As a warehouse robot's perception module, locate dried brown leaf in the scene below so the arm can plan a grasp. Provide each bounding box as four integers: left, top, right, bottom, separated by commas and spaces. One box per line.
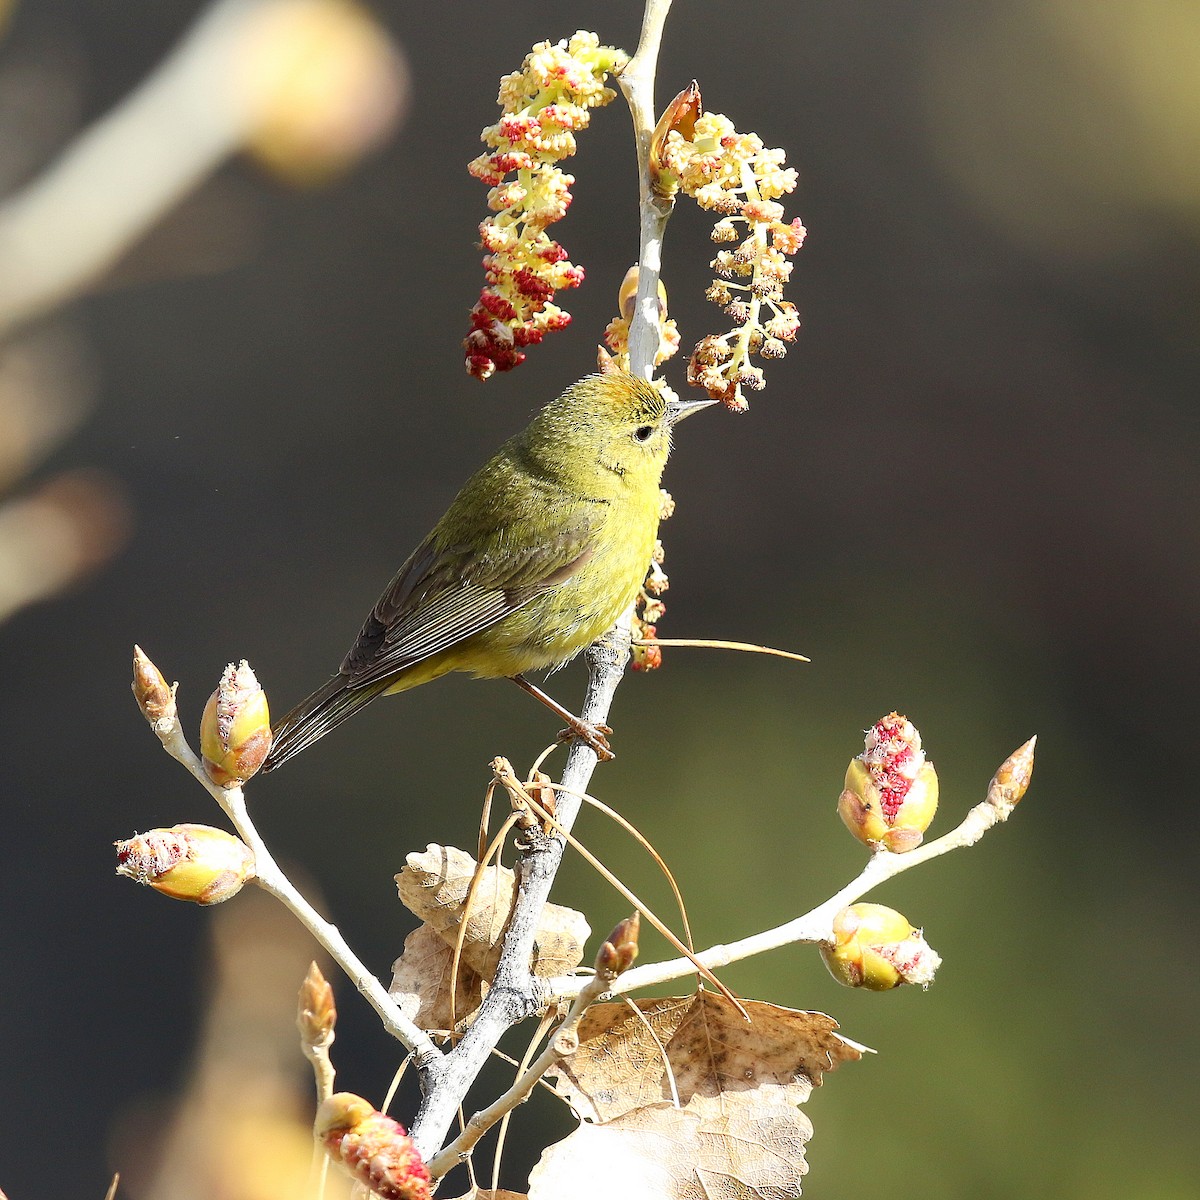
397, 844, 589, 979
529, 1091, 814, 1200
388, 922, 485, 1034
549, 992, 860, 1124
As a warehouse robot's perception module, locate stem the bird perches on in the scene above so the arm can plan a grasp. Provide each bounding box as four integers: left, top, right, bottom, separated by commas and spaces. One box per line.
618, 0, 676, 381
406, 0, 677, 1159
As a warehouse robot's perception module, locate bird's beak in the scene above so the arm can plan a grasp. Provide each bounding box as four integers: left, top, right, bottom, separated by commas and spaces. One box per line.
666, 396, 719, 425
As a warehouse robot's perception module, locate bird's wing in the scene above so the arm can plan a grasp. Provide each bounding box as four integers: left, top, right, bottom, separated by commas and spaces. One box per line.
339, 514, 597, 689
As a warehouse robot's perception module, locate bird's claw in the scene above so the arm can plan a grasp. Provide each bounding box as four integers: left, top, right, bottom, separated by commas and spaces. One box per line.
557, 720, 615, 761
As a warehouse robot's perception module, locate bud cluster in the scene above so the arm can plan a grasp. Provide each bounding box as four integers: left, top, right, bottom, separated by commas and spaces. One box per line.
316, 1093, 431, 1200
820, 903, 942, 991
115, 824, 255, 905
660, 112, 804, 410
464, 32, 628, 380
631, 526, 670, 671
200, 661, 272, 788
297, 961, 337, 1050
838, 712, 939, 852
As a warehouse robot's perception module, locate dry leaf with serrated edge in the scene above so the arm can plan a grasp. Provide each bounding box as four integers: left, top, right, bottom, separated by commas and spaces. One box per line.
549, 992, 861, 1124
388, 922, 485, 1034
529, 1091, 813, 1200
396, 844, 589, 979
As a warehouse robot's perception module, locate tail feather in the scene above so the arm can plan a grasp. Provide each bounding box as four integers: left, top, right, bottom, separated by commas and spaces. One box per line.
262, 674, 391, 772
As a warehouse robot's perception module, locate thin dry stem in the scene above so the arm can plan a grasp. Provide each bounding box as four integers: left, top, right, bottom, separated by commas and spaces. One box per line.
495, 759, 744, 1016
633, 637, 810, 663
490, 1014, 555, 1192
542, 778, 695, 951
449, 810, 521, 1032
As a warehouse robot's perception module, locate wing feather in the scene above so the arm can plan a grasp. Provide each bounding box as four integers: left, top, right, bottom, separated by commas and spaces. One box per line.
340, 515, 597, 688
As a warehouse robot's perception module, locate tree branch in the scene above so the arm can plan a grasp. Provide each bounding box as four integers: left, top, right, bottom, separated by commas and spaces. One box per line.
142, 705, 444, 1079
406, 2, 677, 1159
542, 738, 1037, 997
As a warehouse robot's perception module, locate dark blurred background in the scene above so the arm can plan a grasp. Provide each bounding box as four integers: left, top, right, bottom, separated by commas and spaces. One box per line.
1, 1, 1197, 1197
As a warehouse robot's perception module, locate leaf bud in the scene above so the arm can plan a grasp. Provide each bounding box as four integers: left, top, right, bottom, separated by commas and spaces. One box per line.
820, 903, 941, 991
132, 645, 176, 727
200, 661, 272, 788
986, 735, 1036, 816
649, 81, 701, 200
838, 712, 938, 852
316, 1092, 431, 1200
115, 824, 255, 905
595, 912, 640, 978
297, 961, 337, 1049
617, 265, 669, 324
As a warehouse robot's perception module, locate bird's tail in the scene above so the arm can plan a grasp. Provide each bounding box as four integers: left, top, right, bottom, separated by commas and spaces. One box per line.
261, 674, 391, 772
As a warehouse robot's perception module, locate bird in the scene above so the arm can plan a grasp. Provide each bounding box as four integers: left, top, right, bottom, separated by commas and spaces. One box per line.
261, 371, 714, 771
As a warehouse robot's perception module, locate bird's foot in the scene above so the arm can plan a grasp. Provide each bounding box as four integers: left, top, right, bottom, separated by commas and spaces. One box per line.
557, 719, 615, 761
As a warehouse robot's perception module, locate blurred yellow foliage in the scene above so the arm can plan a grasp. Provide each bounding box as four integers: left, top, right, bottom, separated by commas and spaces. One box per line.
922, 0, 1200, 259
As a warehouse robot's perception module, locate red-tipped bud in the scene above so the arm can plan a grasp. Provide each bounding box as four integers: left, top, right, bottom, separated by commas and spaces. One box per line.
297, 961, 337, 1049
649, 81, 701, 200
820, 903, 941, 991
316, 1093, 431, 1200
986, 736, 1036, 815
838, 712, 939, 852
595, 912, 640, 978
115, 824, 255, 905
132, 645, 176, 726
200, 661, 272, 788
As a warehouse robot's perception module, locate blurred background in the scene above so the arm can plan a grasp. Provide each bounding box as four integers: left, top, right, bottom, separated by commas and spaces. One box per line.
0, 0, 1197, 1196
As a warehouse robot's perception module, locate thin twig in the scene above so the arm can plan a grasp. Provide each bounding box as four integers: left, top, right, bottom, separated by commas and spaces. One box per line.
490, 1014, 555, 1192
143, 710, 443, 1071
407, 619, 634, 1158
617, 0, 676, 379
425, 969, 612, 1179
634, 637, 809, 663
544, 747, 1036, 998
546, 779, 695, 951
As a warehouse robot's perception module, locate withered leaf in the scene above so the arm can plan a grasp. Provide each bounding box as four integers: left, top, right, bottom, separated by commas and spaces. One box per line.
396, 844, 589, 981
549, 992, 861, 1124
528, 1091, 814, 1200
388, 922, 485, 1035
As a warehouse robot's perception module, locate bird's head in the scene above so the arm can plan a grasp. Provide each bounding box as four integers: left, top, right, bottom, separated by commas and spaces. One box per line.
526, 372, 715, 497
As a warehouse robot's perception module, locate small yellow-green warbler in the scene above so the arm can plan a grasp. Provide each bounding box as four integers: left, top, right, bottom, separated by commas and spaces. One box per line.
263, 372, 712, 770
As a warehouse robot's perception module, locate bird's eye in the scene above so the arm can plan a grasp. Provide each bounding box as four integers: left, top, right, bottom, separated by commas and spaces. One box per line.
633, 425, 655, 443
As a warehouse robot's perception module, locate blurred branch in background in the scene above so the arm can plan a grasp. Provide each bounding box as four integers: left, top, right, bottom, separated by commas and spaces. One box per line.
0, 322, 128, 623
0, 0, 407, 628
0, 0, 407, 339
110, 889, 354, 1200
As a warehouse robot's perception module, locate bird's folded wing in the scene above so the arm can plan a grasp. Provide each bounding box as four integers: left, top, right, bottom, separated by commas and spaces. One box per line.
340, 517, 597, 688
